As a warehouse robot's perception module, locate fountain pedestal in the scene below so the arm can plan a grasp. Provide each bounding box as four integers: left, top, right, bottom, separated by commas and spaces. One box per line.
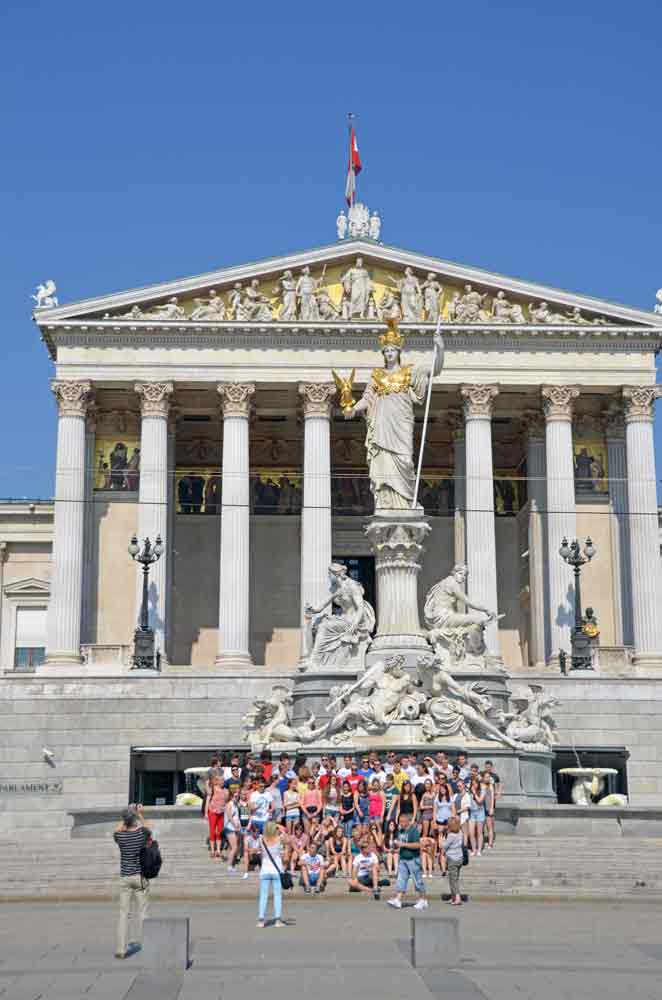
364, 510, 431, 668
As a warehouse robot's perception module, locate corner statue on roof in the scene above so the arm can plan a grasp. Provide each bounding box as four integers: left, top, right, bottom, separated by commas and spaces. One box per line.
343, 318, 445, 509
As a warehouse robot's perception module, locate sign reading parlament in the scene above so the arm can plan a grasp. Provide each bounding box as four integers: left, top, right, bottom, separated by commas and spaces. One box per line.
0, 780, 63, 795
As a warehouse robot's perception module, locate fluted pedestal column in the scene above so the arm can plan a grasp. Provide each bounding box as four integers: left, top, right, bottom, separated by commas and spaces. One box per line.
522, 411, 547, 666
365, 512, 431, 667
542, 385, 579, 660
44, 381, 94, 669
604, 405, 632, 648
216, 383, 255, 668
135, 383, 173, 660
623, 387, 662, 670
461, 385, 500, 655
299, 383, 335, 658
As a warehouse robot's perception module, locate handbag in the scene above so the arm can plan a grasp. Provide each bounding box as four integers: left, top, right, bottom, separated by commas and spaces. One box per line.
261, 837, 293, 890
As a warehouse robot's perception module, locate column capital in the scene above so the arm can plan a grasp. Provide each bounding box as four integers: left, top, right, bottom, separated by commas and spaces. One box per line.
135, 381, 174, 418
602, 402, 625, 440
622, 386, 661, 424
520, 409, 545, 442
460, 384, 499, 419
298, 382, 336, 418
218, 382, 255, 418
447, 408, 465, 440
51, 380, 94, 418
0, 540, 8, 563
541, 385, 580, 422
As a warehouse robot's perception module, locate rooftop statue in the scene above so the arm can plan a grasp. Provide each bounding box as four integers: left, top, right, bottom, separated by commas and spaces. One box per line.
340, 256, 373, 319
272, 270, 297, 320
389, 267, 423, 322
144, 296, 186, 321
450, 284, 490, 323
32, 280, 58, 309
491, 290, 526, 324
343, 318, 444, 510
336, 211, 348, 240
422, 273, 443, 323
655, 289, 662, 315
190, 289, 226, 321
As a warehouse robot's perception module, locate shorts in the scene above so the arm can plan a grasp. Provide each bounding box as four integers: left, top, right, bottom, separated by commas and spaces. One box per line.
302, 872, 320, 887
285, 810, 300, 822
304, 806, 318, 817
396, 857, 424, 894
208, 810, 224, 840
470, 808, 486, 823
357, 873, 372, 888
251, 820, 265, 834
324, 808, 339, 819
342, 819, 355, 837
421, 810, 433, 822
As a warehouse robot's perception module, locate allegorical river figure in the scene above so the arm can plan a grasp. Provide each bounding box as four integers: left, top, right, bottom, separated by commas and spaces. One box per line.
345, 319, 444, 509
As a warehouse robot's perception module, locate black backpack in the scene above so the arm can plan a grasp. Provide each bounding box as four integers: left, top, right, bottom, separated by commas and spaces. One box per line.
140, 834, 162, 879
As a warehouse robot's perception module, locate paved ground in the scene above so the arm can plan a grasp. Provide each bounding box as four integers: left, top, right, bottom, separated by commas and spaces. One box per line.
1, 897, 661, 999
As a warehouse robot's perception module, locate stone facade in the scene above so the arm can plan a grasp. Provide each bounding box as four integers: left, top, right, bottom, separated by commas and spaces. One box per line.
3, 237, 662, 831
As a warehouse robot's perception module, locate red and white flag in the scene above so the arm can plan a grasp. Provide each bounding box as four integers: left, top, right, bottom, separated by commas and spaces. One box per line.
345, 126, 362, 205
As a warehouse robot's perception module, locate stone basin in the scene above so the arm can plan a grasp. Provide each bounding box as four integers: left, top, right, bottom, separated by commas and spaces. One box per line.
558, 767, 619, 806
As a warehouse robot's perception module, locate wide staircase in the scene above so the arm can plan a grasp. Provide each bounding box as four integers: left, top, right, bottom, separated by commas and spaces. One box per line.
2, 832, 661, 901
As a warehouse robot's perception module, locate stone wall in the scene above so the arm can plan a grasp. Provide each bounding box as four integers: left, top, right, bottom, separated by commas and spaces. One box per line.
2, 673, 662, 840
90, 499, 139, 645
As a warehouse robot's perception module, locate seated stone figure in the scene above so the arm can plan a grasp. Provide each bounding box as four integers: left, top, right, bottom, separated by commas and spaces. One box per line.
424, 564, 496, 669
301, 563, 375, 670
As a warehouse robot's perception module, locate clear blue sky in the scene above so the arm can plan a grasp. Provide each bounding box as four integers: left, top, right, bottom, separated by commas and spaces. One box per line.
2, 1, 661, 499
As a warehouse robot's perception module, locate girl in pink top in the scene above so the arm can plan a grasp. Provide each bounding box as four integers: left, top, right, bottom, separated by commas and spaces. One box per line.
299, 778, 322, 832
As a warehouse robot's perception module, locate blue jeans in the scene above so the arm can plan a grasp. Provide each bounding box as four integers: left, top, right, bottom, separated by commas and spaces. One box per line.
342, 818, 355, 837
258, 873, 282, 921
396, 857, 424, 894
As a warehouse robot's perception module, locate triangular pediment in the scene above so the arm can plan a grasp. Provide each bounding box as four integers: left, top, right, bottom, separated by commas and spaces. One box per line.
34, 239, 661, 329
3, 577, 50, 597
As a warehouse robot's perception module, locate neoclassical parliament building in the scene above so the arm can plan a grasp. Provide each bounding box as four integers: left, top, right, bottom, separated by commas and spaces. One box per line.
2, 209, 662, 831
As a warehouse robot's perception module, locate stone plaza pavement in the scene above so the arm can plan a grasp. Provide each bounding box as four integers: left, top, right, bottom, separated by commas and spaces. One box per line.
1, 898, 661, 1000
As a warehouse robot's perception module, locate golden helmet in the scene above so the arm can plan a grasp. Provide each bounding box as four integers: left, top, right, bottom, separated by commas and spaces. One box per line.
378, 317, 405, 350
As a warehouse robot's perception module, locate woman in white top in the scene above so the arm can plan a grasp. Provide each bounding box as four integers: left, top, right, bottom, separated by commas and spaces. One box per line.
454, 779, 472, 845
224, 790, 241, 873
257, 821, 288, 928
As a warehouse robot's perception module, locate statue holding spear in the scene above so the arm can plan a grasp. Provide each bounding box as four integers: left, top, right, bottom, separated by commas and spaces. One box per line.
342, 316, 445, 510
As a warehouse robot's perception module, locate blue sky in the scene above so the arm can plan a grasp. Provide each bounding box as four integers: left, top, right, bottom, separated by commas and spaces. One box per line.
2, 1, 661, 499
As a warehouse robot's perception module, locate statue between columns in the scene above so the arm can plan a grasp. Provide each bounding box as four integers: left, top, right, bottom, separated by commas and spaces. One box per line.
339, 319, 445, 510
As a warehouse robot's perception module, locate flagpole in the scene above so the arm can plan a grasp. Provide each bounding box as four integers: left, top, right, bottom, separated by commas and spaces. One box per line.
347, 111, 354, 207
412, 315, 442, 510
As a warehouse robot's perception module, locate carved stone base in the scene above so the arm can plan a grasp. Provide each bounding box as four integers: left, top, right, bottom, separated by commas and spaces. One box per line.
365, 510, 430, 654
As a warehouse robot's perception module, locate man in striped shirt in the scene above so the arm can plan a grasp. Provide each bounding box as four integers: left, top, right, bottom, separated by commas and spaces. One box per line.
114, 805, 151, 959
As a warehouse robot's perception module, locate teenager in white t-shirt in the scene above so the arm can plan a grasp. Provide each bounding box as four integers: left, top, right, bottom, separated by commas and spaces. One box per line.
349, 843, 381, 899
249, 779, 272, 833
300, 851, 327, 893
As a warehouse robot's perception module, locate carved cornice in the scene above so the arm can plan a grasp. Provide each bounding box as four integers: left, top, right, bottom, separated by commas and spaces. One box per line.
218, 382, 255, 418
135, 381, 174, 418
541, 385, 580, 422
298, 382, 336, 418
460, 384, 499, 420
622, 385, 662, 424
51, 380, 94, 418
520, 409, 545, 442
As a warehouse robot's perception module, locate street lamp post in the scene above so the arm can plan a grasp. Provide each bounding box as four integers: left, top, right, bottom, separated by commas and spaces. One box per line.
559, 536, 596, 671
129, 534, 164, 671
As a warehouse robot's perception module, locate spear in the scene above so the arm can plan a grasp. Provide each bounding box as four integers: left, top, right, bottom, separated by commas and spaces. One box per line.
326, 659, 385, 714
412, 314, 443, 509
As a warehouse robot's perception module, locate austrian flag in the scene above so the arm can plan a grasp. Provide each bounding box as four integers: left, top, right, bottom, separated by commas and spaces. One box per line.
345, 127, 362, 205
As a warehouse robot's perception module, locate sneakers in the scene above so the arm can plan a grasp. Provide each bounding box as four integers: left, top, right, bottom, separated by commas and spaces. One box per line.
378, 878, 391, 887
114, 952, 126, 960
414, 898, 429, 910
304, 886, 311, 894
274, 919, 285, 928
241, 872, 248, 880
256, 920, 265, 928
373, 890, 381, 900
387, 897, 402, 909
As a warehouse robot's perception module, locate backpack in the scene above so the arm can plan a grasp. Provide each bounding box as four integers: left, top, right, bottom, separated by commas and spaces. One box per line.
140, 834, 162, 879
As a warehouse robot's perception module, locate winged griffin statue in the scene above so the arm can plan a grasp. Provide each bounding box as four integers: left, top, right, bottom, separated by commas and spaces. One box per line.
32, 280, 58, 309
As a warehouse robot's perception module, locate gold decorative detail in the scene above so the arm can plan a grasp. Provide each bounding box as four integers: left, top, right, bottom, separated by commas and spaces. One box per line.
583, 621, 600, 638
372, 365, 412, 397
378, 317, 405, 350
331, 370, 356, 415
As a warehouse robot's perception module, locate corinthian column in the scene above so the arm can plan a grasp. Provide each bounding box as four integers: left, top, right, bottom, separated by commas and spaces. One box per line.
216, 383, 255, 668
604, 404, 632, 648
44, 380, 94, 668
542, 385, 579, 659
522, 410, 547, 666
623, 387, 662, 669
460, 384, 500, 655
448, 410, 466, 568
135, 382, 173, 658
299, 383, 336, 643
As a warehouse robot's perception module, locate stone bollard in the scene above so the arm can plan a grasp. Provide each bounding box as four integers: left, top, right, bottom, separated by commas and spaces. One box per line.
143, 917, 191, 970
410, 914, 460, 969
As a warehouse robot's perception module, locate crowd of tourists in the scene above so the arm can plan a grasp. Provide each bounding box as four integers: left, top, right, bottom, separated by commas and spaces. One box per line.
202, 748, 503, 925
